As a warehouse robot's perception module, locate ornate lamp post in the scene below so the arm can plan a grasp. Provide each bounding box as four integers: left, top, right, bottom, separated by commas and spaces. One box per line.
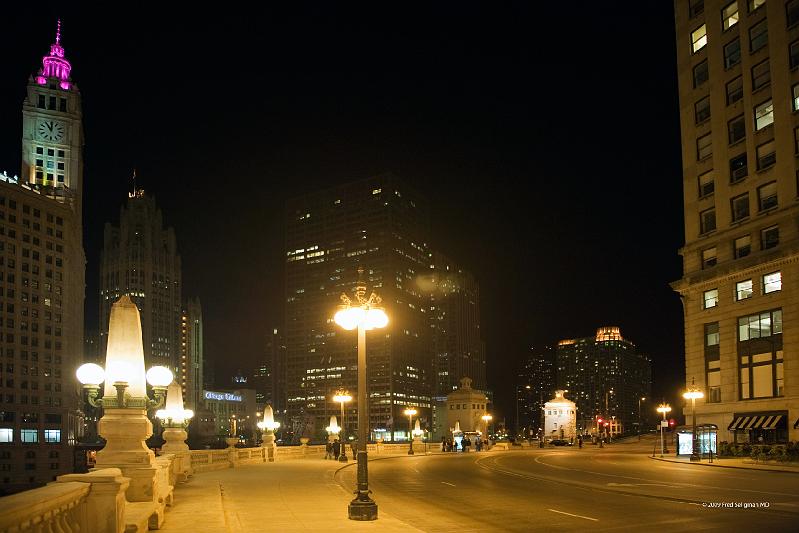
75, 295, 174, 503
333, 391, 353, 462
403, 407, 417, 455
333, 266, 388, 521
656, 403, 672, 457
257, 405, 280, 462
683, 378, 704, 462
155, 380, 194, 481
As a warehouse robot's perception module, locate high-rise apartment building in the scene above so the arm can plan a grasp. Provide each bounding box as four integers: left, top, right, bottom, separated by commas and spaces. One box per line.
180, 297, 203, 411
556, 327, 651, 433
284, 176, 434, 442
99, 191, 181, 375
251, 327, 286, 413
0, 22, 85, 491
515, 345, 555, 438
672, 0, 799, 443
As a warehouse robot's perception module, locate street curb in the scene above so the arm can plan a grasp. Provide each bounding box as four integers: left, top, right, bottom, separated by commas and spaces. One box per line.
649, 454, 799, 474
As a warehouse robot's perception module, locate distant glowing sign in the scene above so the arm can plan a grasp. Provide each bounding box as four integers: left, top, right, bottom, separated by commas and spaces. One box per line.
204, 391, 242, 402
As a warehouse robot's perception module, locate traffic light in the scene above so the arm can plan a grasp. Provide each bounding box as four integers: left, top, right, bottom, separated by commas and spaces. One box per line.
597, 418, 603, 425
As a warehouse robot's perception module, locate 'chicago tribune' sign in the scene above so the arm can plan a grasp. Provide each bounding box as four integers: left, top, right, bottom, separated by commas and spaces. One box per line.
204, 391, 242, 402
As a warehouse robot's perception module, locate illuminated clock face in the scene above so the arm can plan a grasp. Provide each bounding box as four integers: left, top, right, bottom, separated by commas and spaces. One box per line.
36, 120, 65, 142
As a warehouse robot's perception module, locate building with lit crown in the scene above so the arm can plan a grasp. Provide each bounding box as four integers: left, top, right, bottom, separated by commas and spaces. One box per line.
0, 21, 85, 492
672, 0, 799, 443
556, 327, 651, 434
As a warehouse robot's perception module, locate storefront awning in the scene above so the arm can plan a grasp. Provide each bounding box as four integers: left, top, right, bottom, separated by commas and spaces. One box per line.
728, 414, 783, 431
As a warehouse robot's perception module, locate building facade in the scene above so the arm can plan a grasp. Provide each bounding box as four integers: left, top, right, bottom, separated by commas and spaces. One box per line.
543, 390, 577, 442
672, 0, 799, 443
99, 191, 181, 376
251, 327, 286, 416
0, 22, 85, 492
556, 327, 651, 434
180, 297, 203, 411
515, 345, 556, 438
284, 175, 435, 442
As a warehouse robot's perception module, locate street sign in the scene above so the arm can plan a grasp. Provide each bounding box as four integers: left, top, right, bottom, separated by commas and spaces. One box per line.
661, 421, 668, 428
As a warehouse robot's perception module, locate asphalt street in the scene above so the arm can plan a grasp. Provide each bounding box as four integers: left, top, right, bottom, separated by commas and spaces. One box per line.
336, 439, 799, 532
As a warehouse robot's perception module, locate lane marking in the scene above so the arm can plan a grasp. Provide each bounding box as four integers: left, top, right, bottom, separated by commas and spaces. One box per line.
547, 509, 598, 522
441, 481, 456, 487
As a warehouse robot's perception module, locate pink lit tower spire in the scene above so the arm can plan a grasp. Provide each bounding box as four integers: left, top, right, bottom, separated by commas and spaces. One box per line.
36, 19, 72, 90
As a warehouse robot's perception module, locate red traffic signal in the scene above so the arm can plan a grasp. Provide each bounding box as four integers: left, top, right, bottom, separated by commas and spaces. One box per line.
597, 418, 603, 424
668, 418, 675, 426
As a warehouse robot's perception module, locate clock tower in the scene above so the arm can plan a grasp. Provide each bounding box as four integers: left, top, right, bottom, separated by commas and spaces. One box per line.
21, 19, 83, 220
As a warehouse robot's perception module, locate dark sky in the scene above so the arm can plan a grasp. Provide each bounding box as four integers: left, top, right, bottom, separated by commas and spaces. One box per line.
1, 3, 685, 424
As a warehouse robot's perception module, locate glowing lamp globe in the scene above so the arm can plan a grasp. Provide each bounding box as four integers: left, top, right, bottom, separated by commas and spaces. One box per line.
333, 393, 352, 404
683, 390, 704, 400
365, 308, 389, 330
334, 307, 364, 330
403, 408, 417, 417
146, 366, 174, 388
76, 363, 105, 386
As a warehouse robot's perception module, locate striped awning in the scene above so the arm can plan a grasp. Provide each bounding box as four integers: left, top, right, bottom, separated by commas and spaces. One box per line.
728, 414, 783, 431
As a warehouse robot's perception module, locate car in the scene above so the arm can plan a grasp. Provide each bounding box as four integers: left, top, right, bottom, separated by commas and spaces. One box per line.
549, 439, 573, 446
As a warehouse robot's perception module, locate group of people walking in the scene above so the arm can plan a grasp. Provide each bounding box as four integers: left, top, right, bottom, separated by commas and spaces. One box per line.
441, 436, 488, 452
324, 439, 356, 460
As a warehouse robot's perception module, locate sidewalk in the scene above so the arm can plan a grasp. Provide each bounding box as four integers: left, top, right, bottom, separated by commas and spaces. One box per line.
159, 458, 424, 532
650, 454, 799, 473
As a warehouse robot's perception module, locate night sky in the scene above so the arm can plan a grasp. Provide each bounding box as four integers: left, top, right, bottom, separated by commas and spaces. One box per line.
1, 3, 685, 424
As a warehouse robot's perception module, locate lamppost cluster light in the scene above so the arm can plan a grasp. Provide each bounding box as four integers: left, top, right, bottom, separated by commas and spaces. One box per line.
155, 380, 194, 428
403, 407, 417, 455
76, 362, 173, 410
333, 266, 388, 521
683, 378, 704, 462
333, 391, 353, 462
656, 403, 672, 457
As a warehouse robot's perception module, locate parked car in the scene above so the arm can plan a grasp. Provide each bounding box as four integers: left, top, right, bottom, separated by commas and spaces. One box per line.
550, 439, 573, 446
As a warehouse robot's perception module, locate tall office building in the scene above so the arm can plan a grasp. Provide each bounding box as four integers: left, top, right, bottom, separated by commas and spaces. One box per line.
0, 22, 85, 491
251, 327, 286, 413
515, 345, 556, 438
99, 191, 181, 375
556, 327, 651, 433
180, 297, 203, 411
284, 176, 433, 441
428, 252, 486, 395
672, 0, 799, 443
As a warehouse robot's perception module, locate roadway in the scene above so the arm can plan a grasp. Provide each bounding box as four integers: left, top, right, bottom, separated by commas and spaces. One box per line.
336, 439, 799, 531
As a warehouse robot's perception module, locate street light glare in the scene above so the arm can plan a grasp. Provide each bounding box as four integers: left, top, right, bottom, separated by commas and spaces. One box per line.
146, 365, 174, 387
404, 408, 417, 416
333, 393, 353, 404
683, 390, 704, 400
334, 307, 364, 330
76, 363, 105, 386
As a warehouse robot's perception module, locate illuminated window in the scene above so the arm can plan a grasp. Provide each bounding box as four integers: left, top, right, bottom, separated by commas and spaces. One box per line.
736, 279, 753, 300
704, 289, 719, 309
748, 0, 765, 12
44, 429, 60, 443
0, 429, 12, 443
754, 99, 773, 130
705, 322, 720, 346
20, 429, 38, 443
722, 2, 739, 30
763, 272, 782, 294
701, 208, 716, 234
757, 181, 777, 211
698, 171, 714, 197
756, 139, 776, 170
728, 115, 745, 144
692, 25, 708, 53
751, 59, 770, 90
750, 20, 768, 52
731, 193, 749, 222
724, 38, 741, 68
734, 235, 751, 258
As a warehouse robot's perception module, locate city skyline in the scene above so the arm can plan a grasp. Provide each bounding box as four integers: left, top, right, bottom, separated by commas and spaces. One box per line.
0, 4, 684, 425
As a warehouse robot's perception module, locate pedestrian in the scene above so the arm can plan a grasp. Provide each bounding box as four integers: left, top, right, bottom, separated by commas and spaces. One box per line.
441, 436, 446, 452
332, 439, 341, 460
578, 435, 583, 449
325, 440, 332, 459
463, 436, 471, 453
350, 440, 356, 459
476, 438, 482, 452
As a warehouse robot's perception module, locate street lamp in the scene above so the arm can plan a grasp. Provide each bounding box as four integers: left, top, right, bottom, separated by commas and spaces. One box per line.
404, 407, 417, 455
638, 397, 646, 441
656, 403, 672, 457
76, 362, 172, 409
481, 414, 492, 449
333, 266, 388, 521
333, 391, 353, 462
257, 405, 281, 462
683, 378, 704, 462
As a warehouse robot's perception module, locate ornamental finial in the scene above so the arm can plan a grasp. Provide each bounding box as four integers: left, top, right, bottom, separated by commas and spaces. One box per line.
56, 19, 61, 44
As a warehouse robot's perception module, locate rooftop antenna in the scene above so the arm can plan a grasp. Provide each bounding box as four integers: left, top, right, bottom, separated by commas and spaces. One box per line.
56, 19, 61, 45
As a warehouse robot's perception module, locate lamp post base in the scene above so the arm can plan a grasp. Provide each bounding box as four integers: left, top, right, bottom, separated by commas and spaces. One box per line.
339, 453, 349, 463
348, 498, 378, 521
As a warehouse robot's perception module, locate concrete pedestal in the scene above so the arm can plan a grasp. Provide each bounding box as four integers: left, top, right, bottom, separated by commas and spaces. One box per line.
162, 427, 192, 481
262, 432, 276, 462
95, 408, 157, 502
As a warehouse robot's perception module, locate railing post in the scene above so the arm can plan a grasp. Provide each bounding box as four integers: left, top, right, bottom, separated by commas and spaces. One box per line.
57, 468, 130, 533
